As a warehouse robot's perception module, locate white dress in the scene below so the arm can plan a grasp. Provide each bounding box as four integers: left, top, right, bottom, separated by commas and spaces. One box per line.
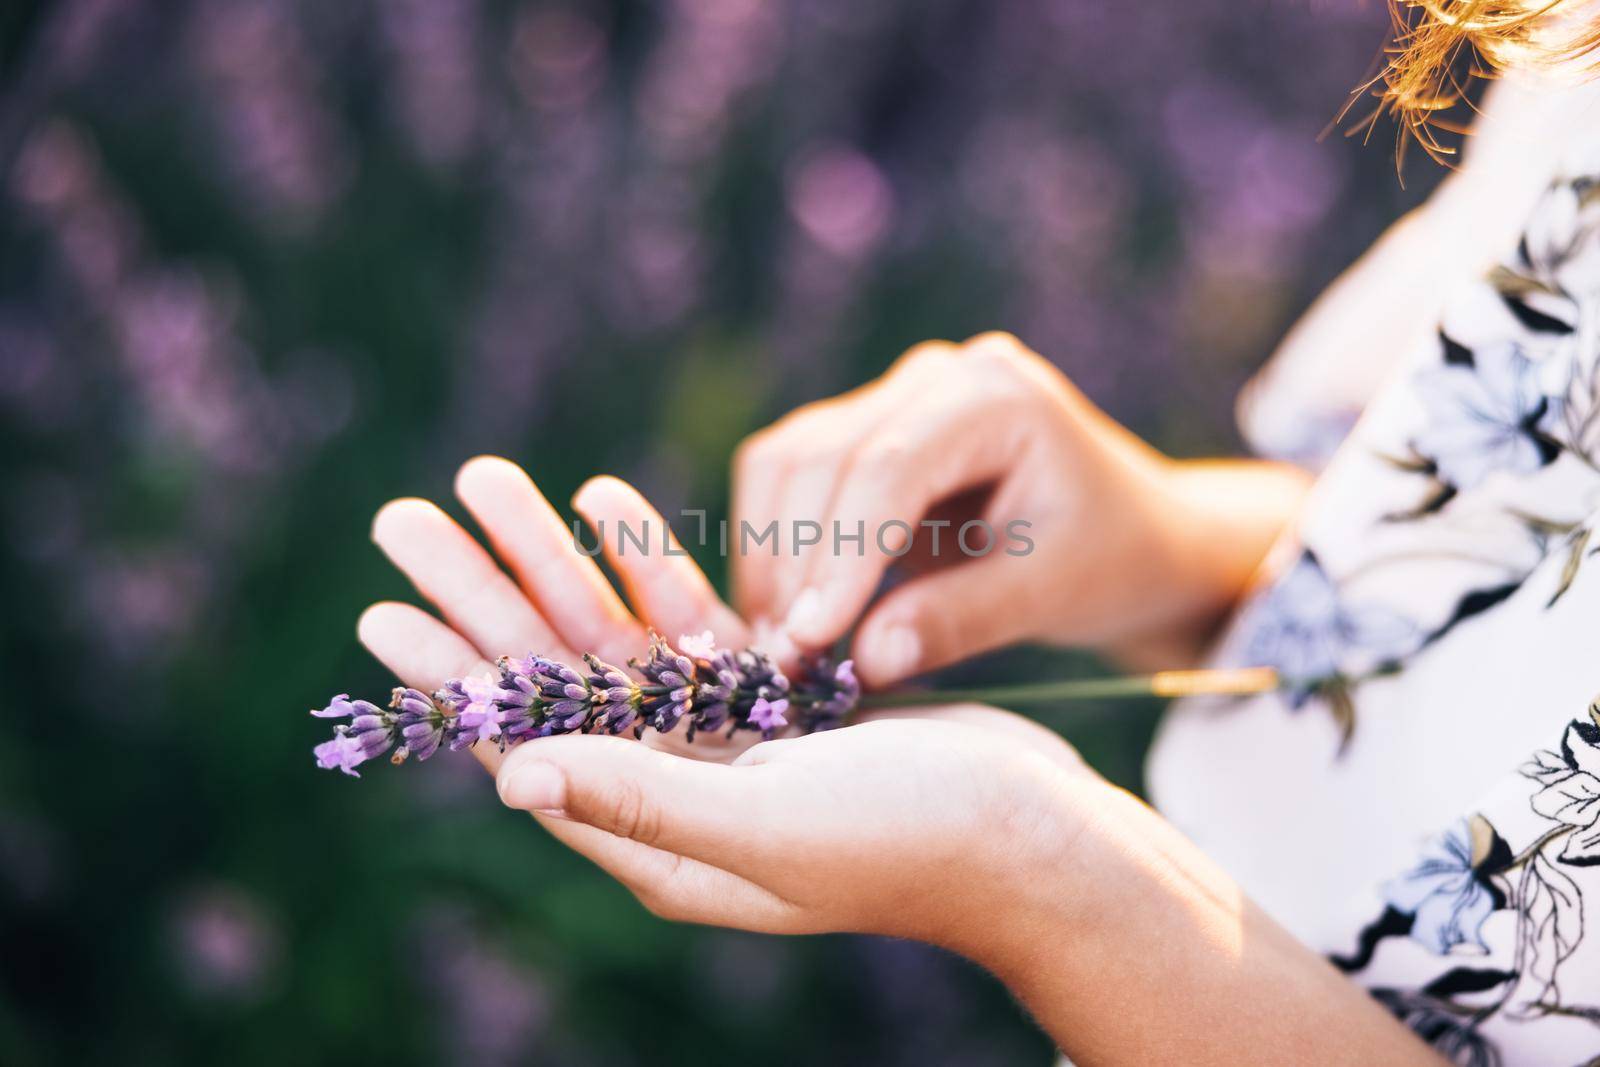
1147, 69, 1600, 1065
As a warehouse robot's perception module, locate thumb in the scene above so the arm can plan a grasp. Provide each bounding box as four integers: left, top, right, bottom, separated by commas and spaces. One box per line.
851, 553, 1040, 687
496, 734, 768, 869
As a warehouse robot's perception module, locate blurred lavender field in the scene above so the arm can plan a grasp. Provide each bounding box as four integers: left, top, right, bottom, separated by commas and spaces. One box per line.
0, 1, 1438, 1063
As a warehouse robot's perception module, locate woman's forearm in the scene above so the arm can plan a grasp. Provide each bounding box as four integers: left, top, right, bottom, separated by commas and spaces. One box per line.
1097, 457, 1311, 670
966, 779, 1441, 1066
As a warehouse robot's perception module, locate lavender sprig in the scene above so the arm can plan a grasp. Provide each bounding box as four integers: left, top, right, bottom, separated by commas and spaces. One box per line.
311, 631, 860, 777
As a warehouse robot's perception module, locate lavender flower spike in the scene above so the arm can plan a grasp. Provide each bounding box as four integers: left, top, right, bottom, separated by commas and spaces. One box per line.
310, 631, 862, 775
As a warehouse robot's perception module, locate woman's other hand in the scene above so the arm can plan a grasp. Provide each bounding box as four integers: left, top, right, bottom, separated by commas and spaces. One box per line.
732, 331, 1311, 682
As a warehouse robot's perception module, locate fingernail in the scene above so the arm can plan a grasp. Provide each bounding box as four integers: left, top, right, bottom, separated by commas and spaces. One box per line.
784, 588, 825, 640
570, 475, 606, 512
501, 761, 567, 815
871, 625, 921, 681
751, 617, 800, 664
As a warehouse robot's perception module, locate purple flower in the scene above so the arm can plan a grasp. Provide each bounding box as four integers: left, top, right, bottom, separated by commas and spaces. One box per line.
436, 674, 509, 745
313, 733, 367, 775
732, 649, 787, 696
169, 883, 282, 1003
796, 657, 858, 732
719, 647, 792, 737
310, 693, 382, 719
686, 651, 738, 740
313, 707, 396, 776
494, 657, 541, 743
521, 654, 593, 732
1240, 552, 1419, 703
634, 634, 695, 736
748, 696, 788, 734
678, 630, 716, 659
389, 687, 446, 763
583, 653, 639, 736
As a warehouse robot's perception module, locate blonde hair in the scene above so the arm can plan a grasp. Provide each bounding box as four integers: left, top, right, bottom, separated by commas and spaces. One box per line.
1358, 0, 1600, 167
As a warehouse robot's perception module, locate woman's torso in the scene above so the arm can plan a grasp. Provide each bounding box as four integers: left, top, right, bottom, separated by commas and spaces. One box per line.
1147, 69, 1600, 1061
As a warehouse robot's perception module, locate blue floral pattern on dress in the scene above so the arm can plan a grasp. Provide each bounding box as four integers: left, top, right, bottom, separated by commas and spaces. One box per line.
1234, 170, 1600, 1062
1383, 819, 1500, 955
1412, 342, 1559, 489
1238, 173, 1600, 742
1338, 711, 1600, 1063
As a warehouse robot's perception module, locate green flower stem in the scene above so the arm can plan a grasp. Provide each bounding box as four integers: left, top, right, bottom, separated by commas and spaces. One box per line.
858, 667, 1283, 709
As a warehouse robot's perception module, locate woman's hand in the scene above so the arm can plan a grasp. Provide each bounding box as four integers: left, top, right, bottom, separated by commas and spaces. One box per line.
494, 707, 1089, 944
732, 331, 1311, 682
354, 461, 1432, 1064
495, 703, 1443, 1067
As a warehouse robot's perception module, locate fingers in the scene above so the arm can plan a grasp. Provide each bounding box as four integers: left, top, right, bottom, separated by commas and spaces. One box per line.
571, 475, 749, 650
733, 335, 1042, 657
371, 497, 569, 663
453, 456, 640, 662
358, 600, 497, 690
851, 552, 1040, 687
536, 818, 803, 932
784, 391, 1025, 651
495, 733, 775, 872
728, 434, 784, 627
356, 600, 509, 775
764, 456, 856, 619
730, 427, 854, 629
730, 379, 903, 629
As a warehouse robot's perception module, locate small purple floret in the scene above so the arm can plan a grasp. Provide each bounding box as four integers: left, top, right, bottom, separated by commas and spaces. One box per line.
748, 696, 789, 733
311, 694, 382, 720
390, 687, 445, 763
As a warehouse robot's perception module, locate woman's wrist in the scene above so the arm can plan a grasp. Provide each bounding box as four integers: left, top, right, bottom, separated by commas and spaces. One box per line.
943, 766, 1439, 1065
933, 756, 1115, 969
1097, 457, 1310, 669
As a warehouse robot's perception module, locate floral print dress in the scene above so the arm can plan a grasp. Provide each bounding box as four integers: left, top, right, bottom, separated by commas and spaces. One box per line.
1147, 152, 1600, 1064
